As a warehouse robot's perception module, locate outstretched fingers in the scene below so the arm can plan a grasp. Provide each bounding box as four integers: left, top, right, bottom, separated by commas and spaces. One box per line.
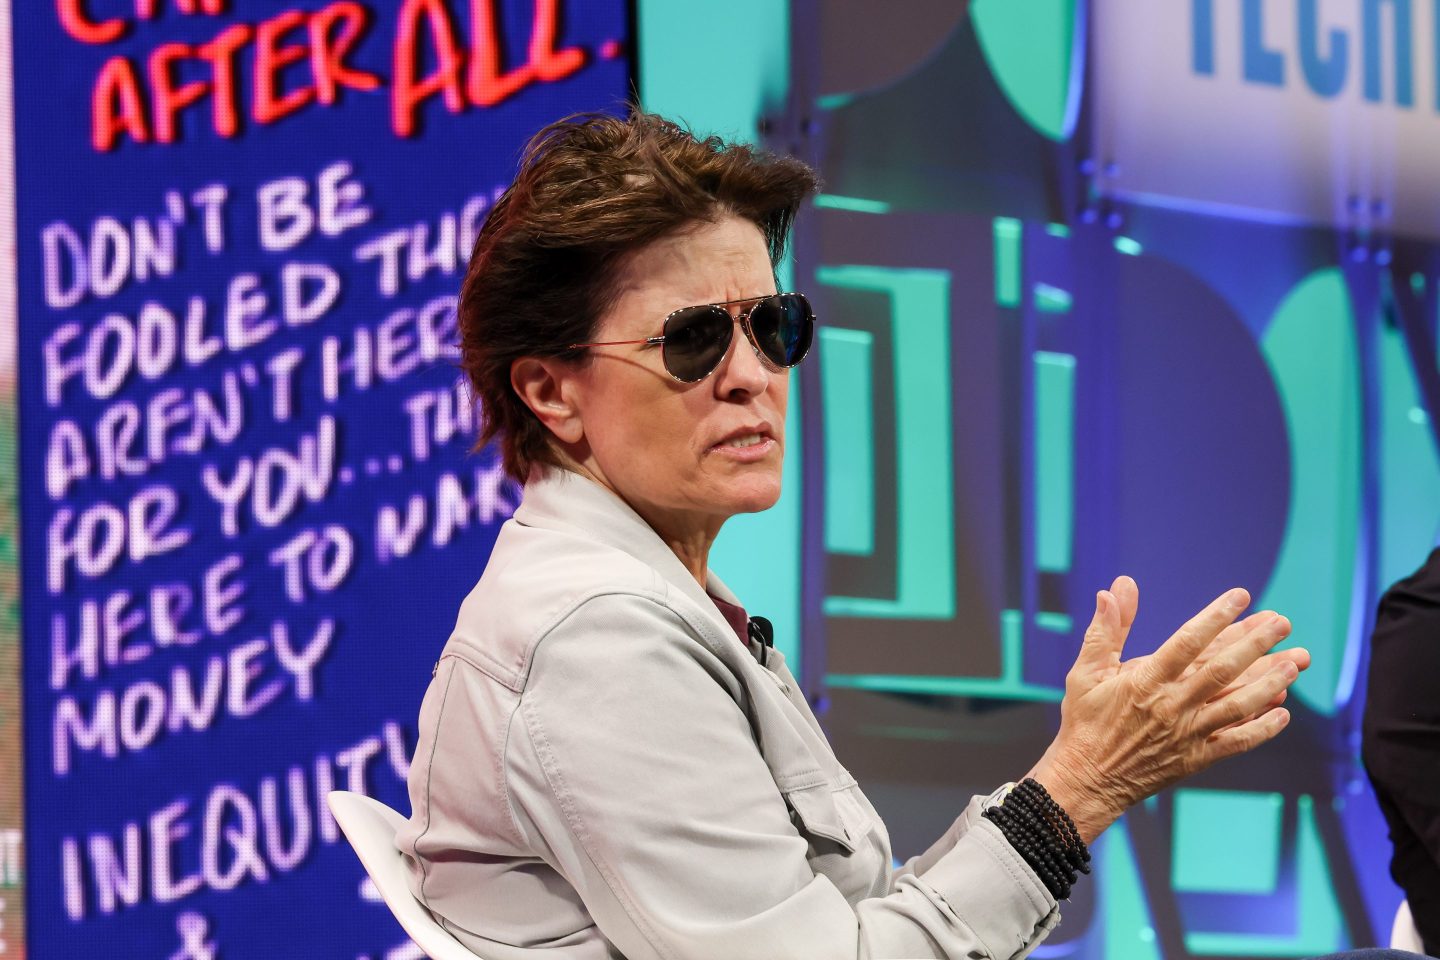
1187, 610, 1271, 677
1203, 704, 1292, 763
1145, 588, 1250, 685
1196, 657, 1300, 733
1205, 644, 1311, 704
1183, 613, 1293, 702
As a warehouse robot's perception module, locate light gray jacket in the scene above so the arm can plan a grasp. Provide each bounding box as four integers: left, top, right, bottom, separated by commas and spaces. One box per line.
398, 468, 1060, 959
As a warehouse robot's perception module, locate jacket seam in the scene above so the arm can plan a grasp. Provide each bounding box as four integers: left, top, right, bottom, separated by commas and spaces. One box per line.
512, 592, 725, 960
431, 653, 529, 849
510, 587, 744, 960
454, 575, 679, 693
498, 695, 527, 848
521, 695, 678, 960
443, 643, 520, 690
411, 658, 459, 911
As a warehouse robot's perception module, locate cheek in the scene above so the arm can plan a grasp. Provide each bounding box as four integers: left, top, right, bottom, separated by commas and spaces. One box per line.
584, 377, 698, 463
773, 374, 791, 428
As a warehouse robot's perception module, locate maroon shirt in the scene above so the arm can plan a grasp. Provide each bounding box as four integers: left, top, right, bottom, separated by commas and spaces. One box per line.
708, 592, 750, 647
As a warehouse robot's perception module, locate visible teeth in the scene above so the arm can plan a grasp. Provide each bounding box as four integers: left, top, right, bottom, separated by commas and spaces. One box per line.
724, 434, 763, 448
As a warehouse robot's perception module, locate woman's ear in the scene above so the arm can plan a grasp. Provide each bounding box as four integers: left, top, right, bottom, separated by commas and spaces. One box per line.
511, 356, 585, 445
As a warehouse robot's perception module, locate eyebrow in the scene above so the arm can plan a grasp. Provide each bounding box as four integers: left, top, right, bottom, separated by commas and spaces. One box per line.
675, 292, 780, 311
569, 293, 784, 350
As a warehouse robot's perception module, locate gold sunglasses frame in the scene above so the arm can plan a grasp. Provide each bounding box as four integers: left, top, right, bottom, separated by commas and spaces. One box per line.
567, 292, 815, 383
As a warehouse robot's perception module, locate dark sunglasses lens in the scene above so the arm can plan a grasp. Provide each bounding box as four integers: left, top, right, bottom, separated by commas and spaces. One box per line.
749, 294, 814, 367
662, 306, 732, 381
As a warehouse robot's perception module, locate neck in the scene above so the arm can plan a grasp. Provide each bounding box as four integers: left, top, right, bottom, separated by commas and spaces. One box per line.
656, 527, 716, 587
561, 458, 721, 588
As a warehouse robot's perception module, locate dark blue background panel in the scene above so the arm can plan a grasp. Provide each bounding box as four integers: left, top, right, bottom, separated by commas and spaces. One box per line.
14, 3, 631, 957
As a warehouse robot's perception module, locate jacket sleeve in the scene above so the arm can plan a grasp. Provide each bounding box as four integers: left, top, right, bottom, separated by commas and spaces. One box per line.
891, 786, 1002, 885
503, 592, 1059, 960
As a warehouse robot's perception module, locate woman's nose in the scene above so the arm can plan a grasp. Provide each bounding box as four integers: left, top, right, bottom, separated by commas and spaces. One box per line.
713, 317, 771, 397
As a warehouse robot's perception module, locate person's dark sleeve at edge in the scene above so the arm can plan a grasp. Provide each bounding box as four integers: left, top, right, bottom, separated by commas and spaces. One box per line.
1363, 546, 1440, 956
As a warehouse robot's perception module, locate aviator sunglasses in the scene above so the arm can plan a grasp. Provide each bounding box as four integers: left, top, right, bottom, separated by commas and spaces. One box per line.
569, 292, 815, 383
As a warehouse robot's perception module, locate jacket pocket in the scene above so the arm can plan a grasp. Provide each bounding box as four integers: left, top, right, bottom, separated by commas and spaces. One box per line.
782, 783, 857, 853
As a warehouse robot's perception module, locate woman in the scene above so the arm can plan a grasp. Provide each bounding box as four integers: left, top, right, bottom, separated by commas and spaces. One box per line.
397, 110, 1313, 959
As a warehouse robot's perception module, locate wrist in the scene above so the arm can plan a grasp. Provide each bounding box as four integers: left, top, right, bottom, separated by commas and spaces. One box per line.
983, 778, 1094, 901
1026, 756, 1117, 845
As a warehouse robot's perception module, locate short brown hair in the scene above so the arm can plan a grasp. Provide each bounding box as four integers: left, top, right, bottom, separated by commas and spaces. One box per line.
458, 109, 821, 482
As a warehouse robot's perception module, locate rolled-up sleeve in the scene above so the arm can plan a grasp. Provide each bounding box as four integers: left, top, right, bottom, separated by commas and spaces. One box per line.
505, 593, 1059, 960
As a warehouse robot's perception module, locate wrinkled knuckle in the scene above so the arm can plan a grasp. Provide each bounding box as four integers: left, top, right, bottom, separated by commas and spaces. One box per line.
1151, 696, 1182, 729
1173, 625, 1202, 650
1130, 664, 1162, 697
1200, 657, 1234, 691
1198, 735, 1230, 763
1219, 699, 1248, 728
1234, 727, 1263, 754
1202, 742, 1231, 767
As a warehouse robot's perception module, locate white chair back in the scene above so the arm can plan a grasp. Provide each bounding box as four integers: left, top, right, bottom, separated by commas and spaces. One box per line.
328, 790, 484, 960
1391, 898, 1425, 954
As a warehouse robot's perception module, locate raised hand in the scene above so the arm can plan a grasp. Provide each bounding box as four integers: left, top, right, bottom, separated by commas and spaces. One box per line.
1027, 577, 1308, 844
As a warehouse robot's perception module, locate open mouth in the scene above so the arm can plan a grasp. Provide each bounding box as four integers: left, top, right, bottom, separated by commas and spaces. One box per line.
720, 433, 766, 449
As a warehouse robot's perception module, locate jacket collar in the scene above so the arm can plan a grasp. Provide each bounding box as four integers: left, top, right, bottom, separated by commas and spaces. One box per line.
513, 466, 746, 627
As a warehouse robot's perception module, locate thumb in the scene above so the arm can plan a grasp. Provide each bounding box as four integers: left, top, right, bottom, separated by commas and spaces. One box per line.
1071, 589, 1125, 683
1111, 575, 1139, 631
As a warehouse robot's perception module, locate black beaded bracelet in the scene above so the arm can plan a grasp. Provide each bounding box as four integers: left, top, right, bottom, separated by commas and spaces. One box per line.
986, 798, 1075, 899
982, 778, 1092, 901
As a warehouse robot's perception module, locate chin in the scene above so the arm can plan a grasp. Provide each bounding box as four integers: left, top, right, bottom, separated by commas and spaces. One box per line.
720, 475, 783, 515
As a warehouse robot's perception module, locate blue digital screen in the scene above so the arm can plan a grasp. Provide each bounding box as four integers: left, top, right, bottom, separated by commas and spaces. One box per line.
14, 2, 632, 955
